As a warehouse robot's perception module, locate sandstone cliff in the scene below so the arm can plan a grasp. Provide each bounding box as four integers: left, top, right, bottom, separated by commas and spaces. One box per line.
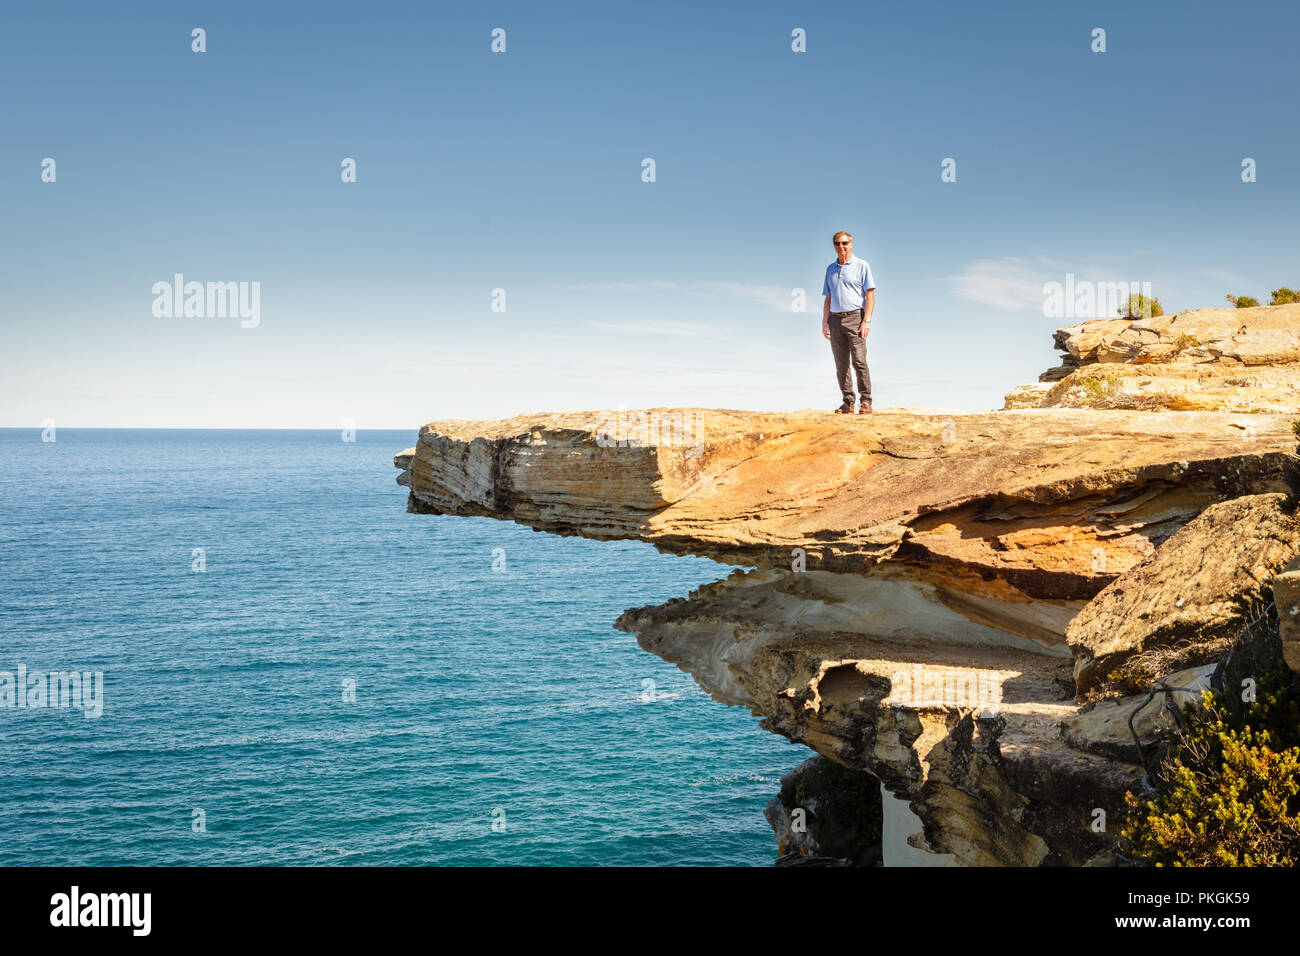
1005, 303, 1300, 412
395, 305, 1300, 866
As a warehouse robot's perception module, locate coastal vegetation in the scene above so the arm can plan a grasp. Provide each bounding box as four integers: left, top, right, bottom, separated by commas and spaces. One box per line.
1117, 293, 1163, 318
1121, 435, 1300, 866
1121, 652, 1300, 866
1227, 288, 1298, 308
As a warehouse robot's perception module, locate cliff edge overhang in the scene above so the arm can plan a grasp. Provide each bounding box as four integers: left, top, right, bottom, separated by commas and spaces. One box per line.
394, 303, 1300, 866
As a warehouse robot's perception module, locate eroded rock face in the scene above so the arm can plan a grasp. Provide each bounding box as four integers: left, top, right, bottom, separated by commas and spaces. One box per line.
1006, 304, 1300, 412
1068, 494, 1300, 692
1274, 566, 1300, 672
395, 305, 1300, 866
1061, 664, 1216, 765
765, 756, 883, 866
614, 566, 1130, 866
399, 408, 1294, 598
395, 405, 1294, 866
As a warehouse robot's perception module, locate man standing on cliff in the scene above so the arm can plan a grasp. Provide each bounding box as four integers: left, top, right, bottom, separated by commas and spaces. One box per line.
822, 231, 875, 413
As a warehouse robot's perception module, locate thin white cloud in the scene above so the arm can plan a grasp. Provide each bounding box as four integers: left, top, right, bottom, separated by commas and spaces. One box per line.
949, 256, 1174, 314
700, 282, 801, 311
585, 320, 729, 338
575, 280, 681, 293
563, 279, 803, 312
950, 257, 1059, 310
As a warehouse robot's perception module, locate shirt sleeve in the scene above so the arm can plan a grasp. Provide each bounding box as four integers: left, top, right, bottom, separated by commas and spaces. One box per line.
863, 262, 875, 291
821, 266, 831, 297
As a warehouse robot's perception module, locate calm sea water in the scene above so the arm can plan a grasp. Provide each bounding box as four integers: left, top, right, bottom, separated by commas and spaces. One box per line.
0, 429, 803, 866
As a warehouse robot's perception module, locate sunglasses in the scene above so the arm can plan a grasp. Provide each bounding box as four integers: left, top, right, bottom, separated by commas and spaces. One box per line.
834, 241, 852, 246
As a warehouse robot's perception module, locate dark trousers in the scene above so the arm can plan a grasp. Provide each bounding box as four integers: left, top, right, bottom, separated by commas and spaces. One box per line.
828, 310, 871, 407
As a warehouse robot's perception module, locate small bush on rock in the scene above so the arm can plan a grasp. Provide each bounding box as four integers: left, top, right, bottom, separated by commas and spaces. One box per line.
1118, 294, 1163, 319
1122, 659, 1300, 866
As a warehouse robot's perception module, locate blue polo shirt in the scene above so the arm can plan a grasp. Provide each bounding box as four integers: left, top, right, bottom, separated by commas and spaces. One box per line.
822, 256, 876, 313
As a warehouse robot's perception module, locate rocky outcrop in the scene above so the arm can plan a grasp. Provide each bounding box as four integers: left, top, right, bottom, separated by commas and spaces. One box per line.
765, 756, 883, 866
1068, 494, 1300, 692
1006, 304, 1300, 412
1273, 562, 1300, 672
398, 407, 1293, 597
1061, 663, 1216, 765
395, 305, 1300, 867
612, 566, 1126, 865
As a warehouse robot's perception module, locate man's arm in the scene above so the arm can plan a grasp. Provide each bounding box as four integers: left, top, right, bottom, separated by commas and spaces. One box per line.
822, 295, 831, 339
860, 288, 874, 338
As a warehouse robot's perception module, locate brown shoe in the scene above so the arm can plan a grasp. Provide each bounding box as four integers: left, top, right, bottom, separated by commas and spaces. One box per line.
858, 403, 873, 414
834, 403, 854, 414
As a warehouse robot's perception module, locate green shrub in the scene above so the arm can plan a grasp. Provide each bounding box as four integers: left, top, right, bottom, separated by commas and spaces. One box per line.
1118, 294, 1163, 319
1122, 663, 1300, 866
1123, 721, 1300, 866
1270, 288, 1300, 305
1106, 660, 1156, 696
1172, 333, 1200, 351
1226, 294, 1261, 308
1078, 366, 1123, 400
1094, 640, 1230, 702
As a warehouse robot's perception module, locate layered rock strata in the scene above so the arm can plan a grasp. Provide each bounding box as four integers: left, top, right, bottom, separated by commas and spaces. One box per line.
1068, 493, 1300, 691
1005, 303, 1300, 412
396, 305, 1300, 866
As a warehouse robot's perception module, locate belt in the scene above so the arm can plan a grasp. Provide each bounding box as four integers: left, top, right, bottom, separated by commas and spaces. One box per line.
830, 309, 862, 317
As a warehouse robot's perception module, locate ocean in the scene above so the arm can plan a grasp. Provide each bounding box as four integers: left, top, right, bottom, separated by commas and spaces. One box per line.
0, 428, 803, 866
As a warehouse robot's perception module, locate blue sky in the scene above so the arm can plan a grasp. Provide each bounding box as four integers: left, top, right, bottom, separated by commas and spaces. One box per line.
4, 0, 1299, 427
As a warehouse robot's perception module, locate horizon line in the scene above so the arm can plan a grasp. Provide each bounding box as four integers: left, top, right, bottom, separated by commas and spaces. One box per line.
0, 425, 425, 431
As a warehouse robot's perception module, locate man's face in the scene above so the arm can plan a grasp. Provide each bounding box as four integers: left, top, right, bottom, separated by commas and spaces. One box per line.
834, 236, 852, 262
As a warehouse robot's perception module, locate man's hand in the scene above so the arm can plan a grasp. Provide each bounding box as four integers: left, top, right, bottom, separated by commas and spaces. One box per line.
822, 321, 831, 340
859, 322, 869, 340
